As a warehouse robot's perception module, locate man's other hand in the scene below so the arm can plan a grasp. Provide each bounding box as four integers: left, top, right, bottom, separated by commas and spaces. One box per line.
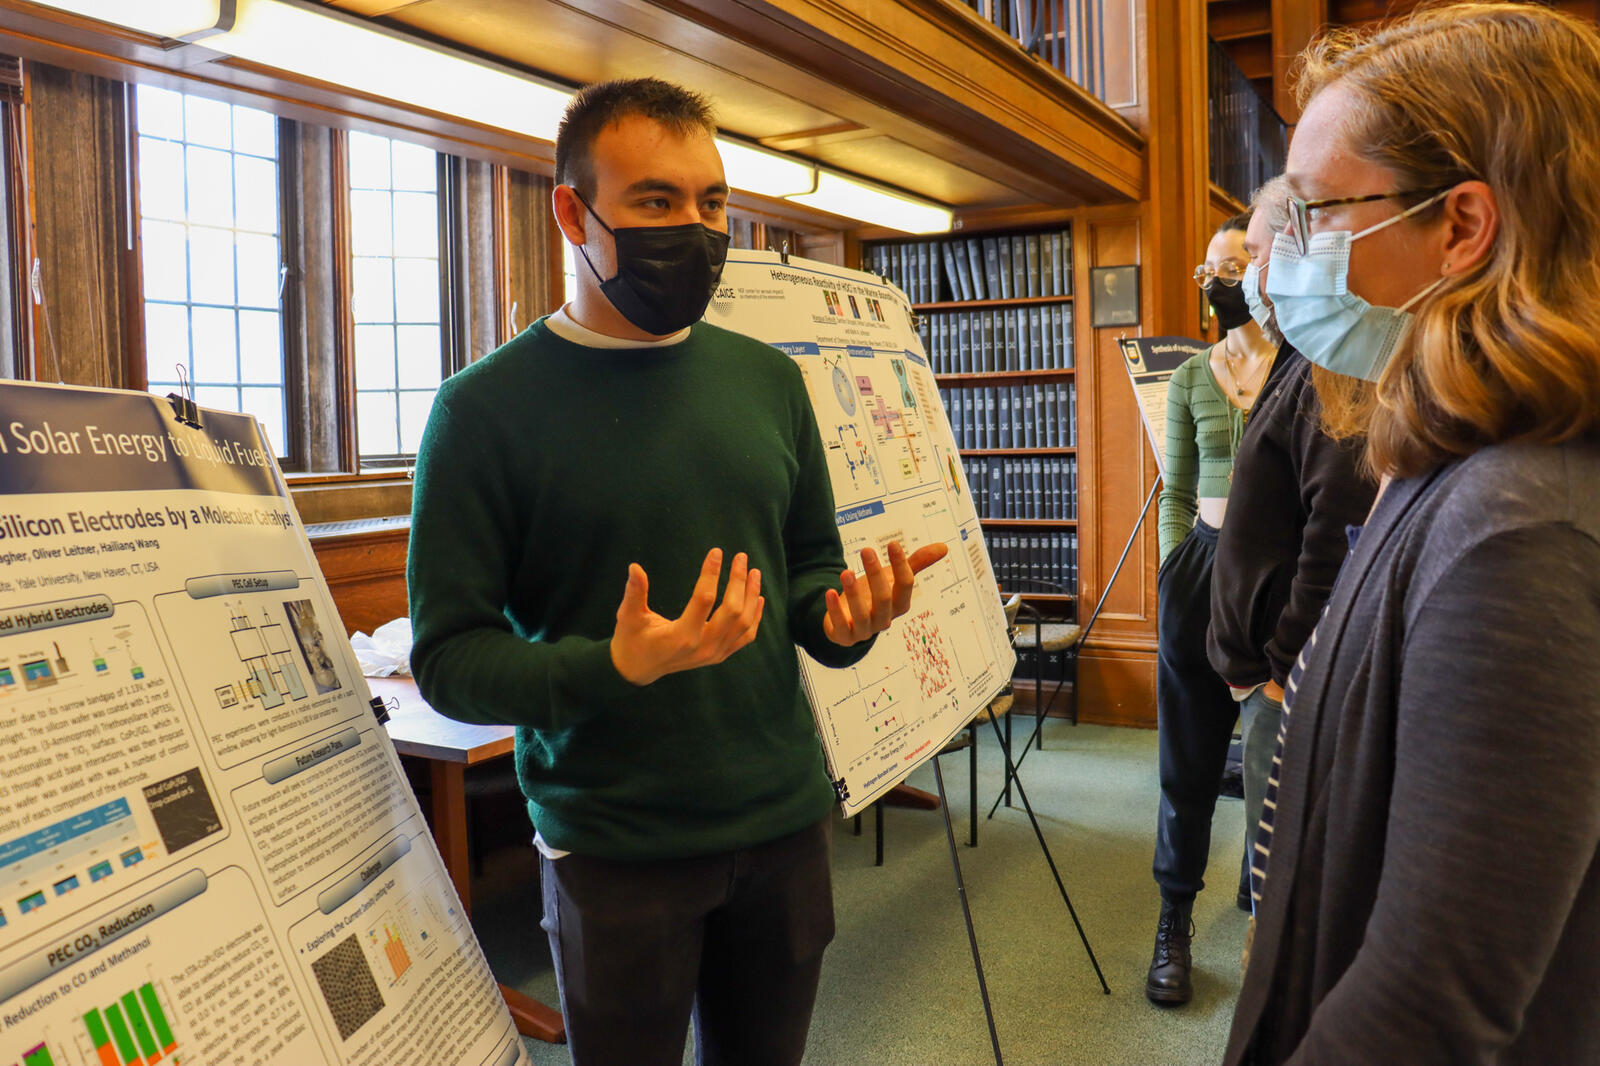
823, 541, 949, 647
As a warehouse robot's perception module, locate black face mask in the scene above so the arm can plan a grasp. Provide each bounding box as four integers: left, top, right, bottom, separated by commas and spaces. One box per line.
573, 189, 731, 336
1206, 280, 1253, 333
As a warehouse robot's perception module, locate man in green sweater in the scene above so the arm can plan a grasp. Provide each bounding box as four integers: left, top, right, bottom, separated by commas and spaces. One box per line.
407, 78, 945, 1066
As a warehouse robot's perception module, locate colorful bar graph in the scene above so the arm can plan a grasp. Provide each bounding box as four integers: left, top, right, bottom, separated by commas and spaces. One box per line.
383, 925, 412, 980
103, 1004, 141, 1066
84, 1008, 120, 1066
21, 1042, 56, 1066
137, 983, 176, 1055
120, 991, 159, 1064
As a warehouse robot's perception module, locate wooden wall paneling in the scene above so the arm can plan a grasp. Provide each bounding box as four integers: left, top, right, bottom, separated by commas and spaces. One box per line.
24, 62, 129, 388
1073, 208, 1159, 727
1101, 0, 1142, 112
292, 478, 413, 525
309, 526, 411, 636
1271, 0, 1328, 125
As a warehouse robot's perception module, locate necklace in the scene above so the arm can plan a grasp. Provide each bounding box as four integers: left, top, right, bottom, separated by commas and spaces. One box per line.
1222, 336, 1272, 399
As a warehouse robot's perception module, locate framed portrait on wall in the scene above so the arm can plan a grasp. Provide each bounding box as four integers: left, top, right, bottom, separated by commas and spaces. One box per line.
1090, 265, 1140, 327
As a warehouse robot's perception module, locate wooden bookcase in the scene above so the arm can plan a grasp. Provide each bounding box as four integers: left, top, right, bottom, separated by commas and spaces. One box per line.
863, 227, 1078, 623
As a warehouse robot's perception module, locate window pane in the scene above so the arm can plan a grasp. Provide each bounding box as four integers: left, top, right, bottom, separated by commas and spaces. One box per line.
239, 310, 282, 384
195, 385, 239, 412
354, 325, 396, 390
234, 155, 278, 234
351, 257, 395, 323
393, 259, 439, 323
141, 221, 188, 302
138, 137, 186, 221
184, 94, 232, 150
396, 325, 441, 389
143, 302, 190, 375
240, 386, 285, 455
390, 140, 436, 192
348, 131, 391, 189
392, 192, 437, 257
236, 233, 280, 309
356, 391, 399, 455
188, 226, 236, 306
136, 85, 184, 141
137, 87, 285, 457
398, 390, 436, 454
233, 107, 276, 159
186, 145, 234, 226
190, 306, 238, 384
350, 190, 393, 257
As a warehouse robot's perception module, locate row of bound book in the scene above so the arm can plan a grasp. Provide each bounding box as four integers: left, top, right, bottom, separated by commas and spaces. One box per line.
865, 229, 1074, 305
991, 531, 1078, 595
962, 455, 1078, 521
919, 303, 1074, 374
941, 383, 1078, 451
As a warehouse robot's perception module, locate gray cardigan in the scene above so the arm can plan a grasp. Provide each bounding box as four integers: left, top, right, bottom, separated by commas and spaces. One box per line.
1226, 437, 1600, 1065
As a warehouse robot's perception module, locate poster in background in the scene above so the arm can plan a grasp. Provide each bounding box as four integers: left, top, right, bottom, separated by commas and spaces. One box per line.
0, 383, 525, 1066
1117, 336, 1210, 475
706, 251, 1014, 817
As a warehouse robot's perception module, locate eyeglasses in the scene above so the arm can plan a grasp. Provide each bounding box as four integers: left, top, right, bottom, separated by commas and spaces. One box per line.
1284, 186, 1454, 254
1192, 260, 1245, 288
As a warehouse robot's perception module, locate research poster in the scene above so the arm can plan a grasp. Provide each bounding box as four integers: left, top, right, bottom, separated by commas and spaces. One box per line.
706, 251, 1014, 817
1117, 336, 1209, 476
0, 383, 526, 1066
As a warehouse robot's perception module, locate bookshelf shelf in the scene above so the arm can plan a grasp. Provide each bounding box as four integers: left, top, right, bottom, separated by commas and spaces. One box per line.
915, 293, 1073, 312
998, 592, 1076, 603
981, 517, 1077, 527
958, 447, 1075, 456
937, 368, 1074, 383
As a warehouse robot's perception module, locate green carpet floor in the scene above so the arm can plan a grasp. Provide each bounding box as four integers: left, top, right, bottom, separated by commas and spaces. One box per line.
469, 719, 1249, 1065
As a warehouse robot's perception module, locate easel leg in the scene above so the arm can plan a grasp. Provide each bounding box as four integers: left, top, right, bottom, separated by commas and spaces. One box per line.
932, 756, 1004, 1066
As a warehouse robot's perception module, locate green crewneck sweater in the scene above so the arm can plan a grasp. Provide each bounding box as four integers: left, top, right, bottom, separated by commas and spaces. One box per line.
407, 317, 872, 861
1158, 352, 1244, 562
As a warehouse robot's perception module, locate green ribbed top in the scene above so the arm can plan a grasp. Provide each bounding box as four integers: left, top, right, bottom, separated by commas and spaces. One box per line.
1158, 351, 1243, 562
407, 318, 871, 861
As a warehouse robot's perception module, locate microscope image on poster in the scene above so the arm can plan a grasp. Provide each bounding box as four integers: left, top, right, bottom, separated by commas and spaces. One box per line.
284, 599, 341, 695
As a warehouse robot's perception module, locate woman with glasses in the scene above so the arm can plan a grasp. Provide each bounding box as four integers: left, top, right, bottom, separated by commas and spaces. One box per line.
1145, 214, 1276, 1006
1227, 5, 1600, 1063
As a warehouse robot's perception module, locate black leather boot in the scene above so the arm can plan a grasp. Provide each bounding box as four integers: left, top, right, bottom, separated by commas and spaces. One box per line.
1146, 899, 1194, 1005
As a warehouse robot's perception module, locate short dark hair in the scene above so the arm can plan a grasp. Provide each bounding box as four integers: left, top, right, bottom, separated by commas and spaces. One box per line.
554, 78, 717, 198
1217, 211, 1251, 235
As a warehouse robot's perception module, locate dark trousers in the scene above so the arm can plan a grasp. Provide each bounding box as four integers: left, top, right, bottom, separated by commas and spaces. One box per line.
540, 817, 835, 1066
1152, 520, 1247, 905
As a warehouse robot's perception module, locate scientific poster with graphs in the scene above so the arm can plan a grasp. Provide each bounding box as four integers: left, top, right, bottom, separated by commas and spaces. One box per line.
1117, 336, 1209, 476
706, 251, 1014, 817
0, 383, 526, 1066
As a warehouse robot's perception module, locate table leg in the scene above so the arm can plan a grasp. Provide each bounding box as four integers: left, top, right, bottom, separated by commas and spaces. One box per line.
428, 762, 567, 1043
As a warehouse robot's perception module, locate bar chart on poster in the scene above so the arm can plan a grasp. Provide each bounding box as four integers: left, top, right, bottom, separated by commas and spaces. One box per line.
0, 382, 527, 1066
706, 252, 1014, 817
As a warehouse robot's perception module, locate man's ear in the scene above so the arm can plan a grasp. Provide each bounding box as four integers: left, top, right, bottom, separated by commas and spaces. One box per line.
551, 184, 588, 248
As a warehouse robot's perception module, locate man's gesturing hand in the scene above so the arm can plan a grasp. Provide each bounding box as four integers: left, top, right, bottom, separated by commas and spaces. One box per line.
823, 540, 949, 647
610, 548, 765, 686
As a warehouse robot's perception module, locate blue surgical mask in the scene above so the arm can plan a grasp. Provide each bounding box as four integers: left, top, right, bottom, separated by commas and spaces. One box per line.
1241, 261, 1280, 343
1264, 190, 1449, 381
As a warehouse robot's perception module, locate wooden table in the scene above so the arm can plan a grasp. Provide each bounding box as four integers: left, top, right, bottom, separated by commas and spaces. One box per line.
369, 675, 566, 1044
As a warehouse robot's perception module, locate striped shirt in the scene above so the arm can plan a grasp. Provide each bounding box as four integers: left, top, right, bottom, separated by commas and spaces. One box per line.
1250, 523, 1363, 909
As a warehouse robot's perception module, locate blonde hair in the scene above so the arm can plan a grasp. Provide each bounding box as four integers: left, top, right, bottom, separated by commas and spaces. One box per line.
1296, 3, 1600, 475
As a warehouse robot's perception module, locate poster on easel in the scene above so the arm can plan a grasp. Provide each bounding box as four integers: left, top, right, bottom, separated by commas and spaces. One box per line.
0, 382, 527, 1066
1117, 336, 1209, 476
705, 251, 1014, 818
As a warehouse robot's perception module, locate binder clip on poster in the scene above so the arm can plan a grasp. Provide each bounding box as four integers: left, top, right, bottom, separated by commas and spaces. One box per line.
167, 364, 202, 429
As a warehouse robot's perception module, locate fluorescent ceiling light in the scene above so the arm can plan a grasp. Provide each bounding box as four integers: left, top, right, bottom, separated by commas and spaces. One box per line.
210, 0, 572, 141
27, 0, 223, 39
716, 138, 815, 199
788, 171, 953, 234
26, 0, 953, 233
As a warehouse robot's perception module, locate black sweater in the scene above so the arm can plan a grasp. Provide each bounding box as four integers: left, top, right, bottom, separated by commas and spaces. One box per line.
1207, 347, 1377, 688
